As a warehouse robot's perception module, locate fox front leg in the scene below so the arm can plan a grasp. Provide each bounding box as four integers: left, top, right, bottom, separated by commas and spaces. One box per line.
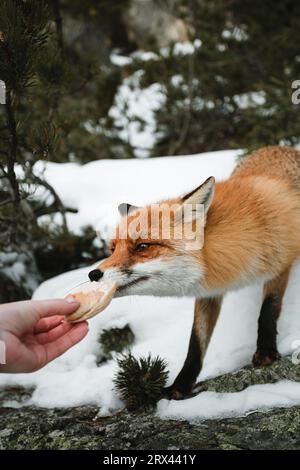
163, 296, 223, 400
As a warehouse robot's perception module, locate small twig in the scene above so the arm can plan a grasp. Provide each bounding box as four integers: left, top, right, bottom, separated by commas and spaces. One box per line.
34, 201, 78, 218
169, 50, 195, 155
0, 161, 8, 176
51, 0, 64, 50
31, 173, 70, 228
0, 198, 13, 207
5, 88, 21, 205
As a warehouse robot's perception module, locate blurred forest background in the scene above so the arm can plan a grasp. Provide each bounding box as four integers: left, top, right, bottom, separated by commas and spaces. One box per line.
0, 0, 299, 302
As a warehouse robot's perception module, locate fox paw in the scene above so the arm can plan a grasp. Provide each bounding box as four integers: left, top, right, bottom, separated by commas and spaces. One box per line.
252, 349, 281, 367
162, 383, 193, 400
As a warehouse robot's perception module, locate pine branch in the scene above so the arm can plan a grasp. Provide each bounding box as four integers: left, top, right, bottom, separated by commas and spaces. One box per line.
114, 353, 169, 411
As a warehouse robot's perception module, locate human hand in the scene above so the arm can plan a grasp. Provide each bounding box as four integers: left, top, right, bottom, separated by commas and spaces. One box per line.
0, 298, 88, 373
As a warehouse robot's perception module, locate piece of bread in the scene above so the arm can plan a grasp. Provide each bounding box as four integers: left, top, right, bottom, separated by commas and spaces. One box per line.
66, 281, 117, 323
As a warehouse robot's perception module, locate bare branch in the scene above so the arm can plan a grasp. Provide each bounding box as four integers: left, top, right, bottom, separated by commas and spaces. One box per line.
34, 202, 78, 218
30, 173, 72, 228
0, 198, 13, 207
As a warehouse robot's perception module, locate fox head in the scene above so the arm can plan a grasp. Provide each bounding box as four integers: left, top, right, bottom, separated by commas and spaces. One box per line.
88, 177, 215, 298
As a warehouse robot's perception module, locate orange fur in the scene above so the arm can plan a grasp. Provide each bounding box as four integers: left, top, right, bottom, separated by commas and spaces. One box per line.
100, 146, 300, 297
200, 146, 300, 293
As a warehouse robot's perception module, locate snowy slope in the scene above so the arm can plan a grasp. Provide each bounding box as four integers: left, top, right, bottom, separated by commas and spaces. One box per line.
1, 150, 300, 422
36, 149, 237, 233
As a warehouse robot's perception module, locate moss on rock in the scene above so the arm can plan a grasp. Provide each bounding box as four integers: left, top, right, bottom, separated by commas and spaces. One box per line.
1, 356, 300, 449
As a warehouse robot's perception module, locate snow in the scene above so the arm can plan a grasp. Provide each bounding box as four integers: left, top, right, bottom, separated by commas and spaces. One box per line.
170, 74, 184, 87
34, 149, 237, 234
158, 381, 300, 422
161, 39, 202, 58
233, 91, 266, 109
108, 70, 166, 158
2, 149, 300, 422
0, 252, 39, 293
110, 52, 133, 67
222, 27, 249, 42
103, 39, 204, 159
131, 50, 160, 62
111, 39, 202, 68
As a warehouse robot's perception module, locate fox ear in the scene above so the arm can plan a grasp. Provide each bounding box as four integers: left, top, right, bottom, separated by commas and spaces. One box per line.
182, 176, 215, 214
118, 203, 141, 216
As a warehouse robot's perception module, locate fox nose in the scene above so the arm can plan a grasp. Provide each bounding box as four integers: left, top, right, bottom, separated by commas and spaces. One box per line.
88, 269, 104, 282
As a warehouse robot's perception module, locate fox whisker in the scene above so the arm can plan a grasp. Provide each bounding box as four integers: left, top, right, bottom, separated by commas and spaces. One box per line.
64, 280, 90, 296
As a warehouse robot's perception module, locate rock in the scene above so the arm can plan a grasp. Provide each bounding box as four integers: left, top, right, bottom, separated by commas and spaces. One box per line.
124, 0, 188, 49
193, 356, 300, 395
1, 356, 300, 449
0, 399, 300, 450
0, 428, 13, 438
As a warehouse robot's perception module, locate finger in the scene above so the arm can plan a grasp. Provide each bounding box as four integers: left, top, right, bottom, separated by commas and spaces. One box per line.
33, 297, 80, 319
43, 322, 89, 363
36, 321, 78, 345
34, 315, 64, 334
13, 298, 80, 334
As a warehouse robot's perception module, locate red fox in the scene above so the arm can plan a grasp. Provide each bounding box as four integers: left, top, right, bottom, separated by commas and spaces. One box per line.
89, 146, 300, 399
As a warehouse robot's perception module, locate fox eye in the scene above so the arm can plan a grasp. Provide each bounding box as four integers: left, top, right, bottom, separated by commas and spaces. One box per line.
135, 243, 150, 251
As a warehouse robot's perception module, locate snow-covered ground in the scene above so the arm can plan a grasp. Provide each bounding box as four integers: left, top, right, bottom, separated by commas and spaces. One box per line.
1, 149, 300, 422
